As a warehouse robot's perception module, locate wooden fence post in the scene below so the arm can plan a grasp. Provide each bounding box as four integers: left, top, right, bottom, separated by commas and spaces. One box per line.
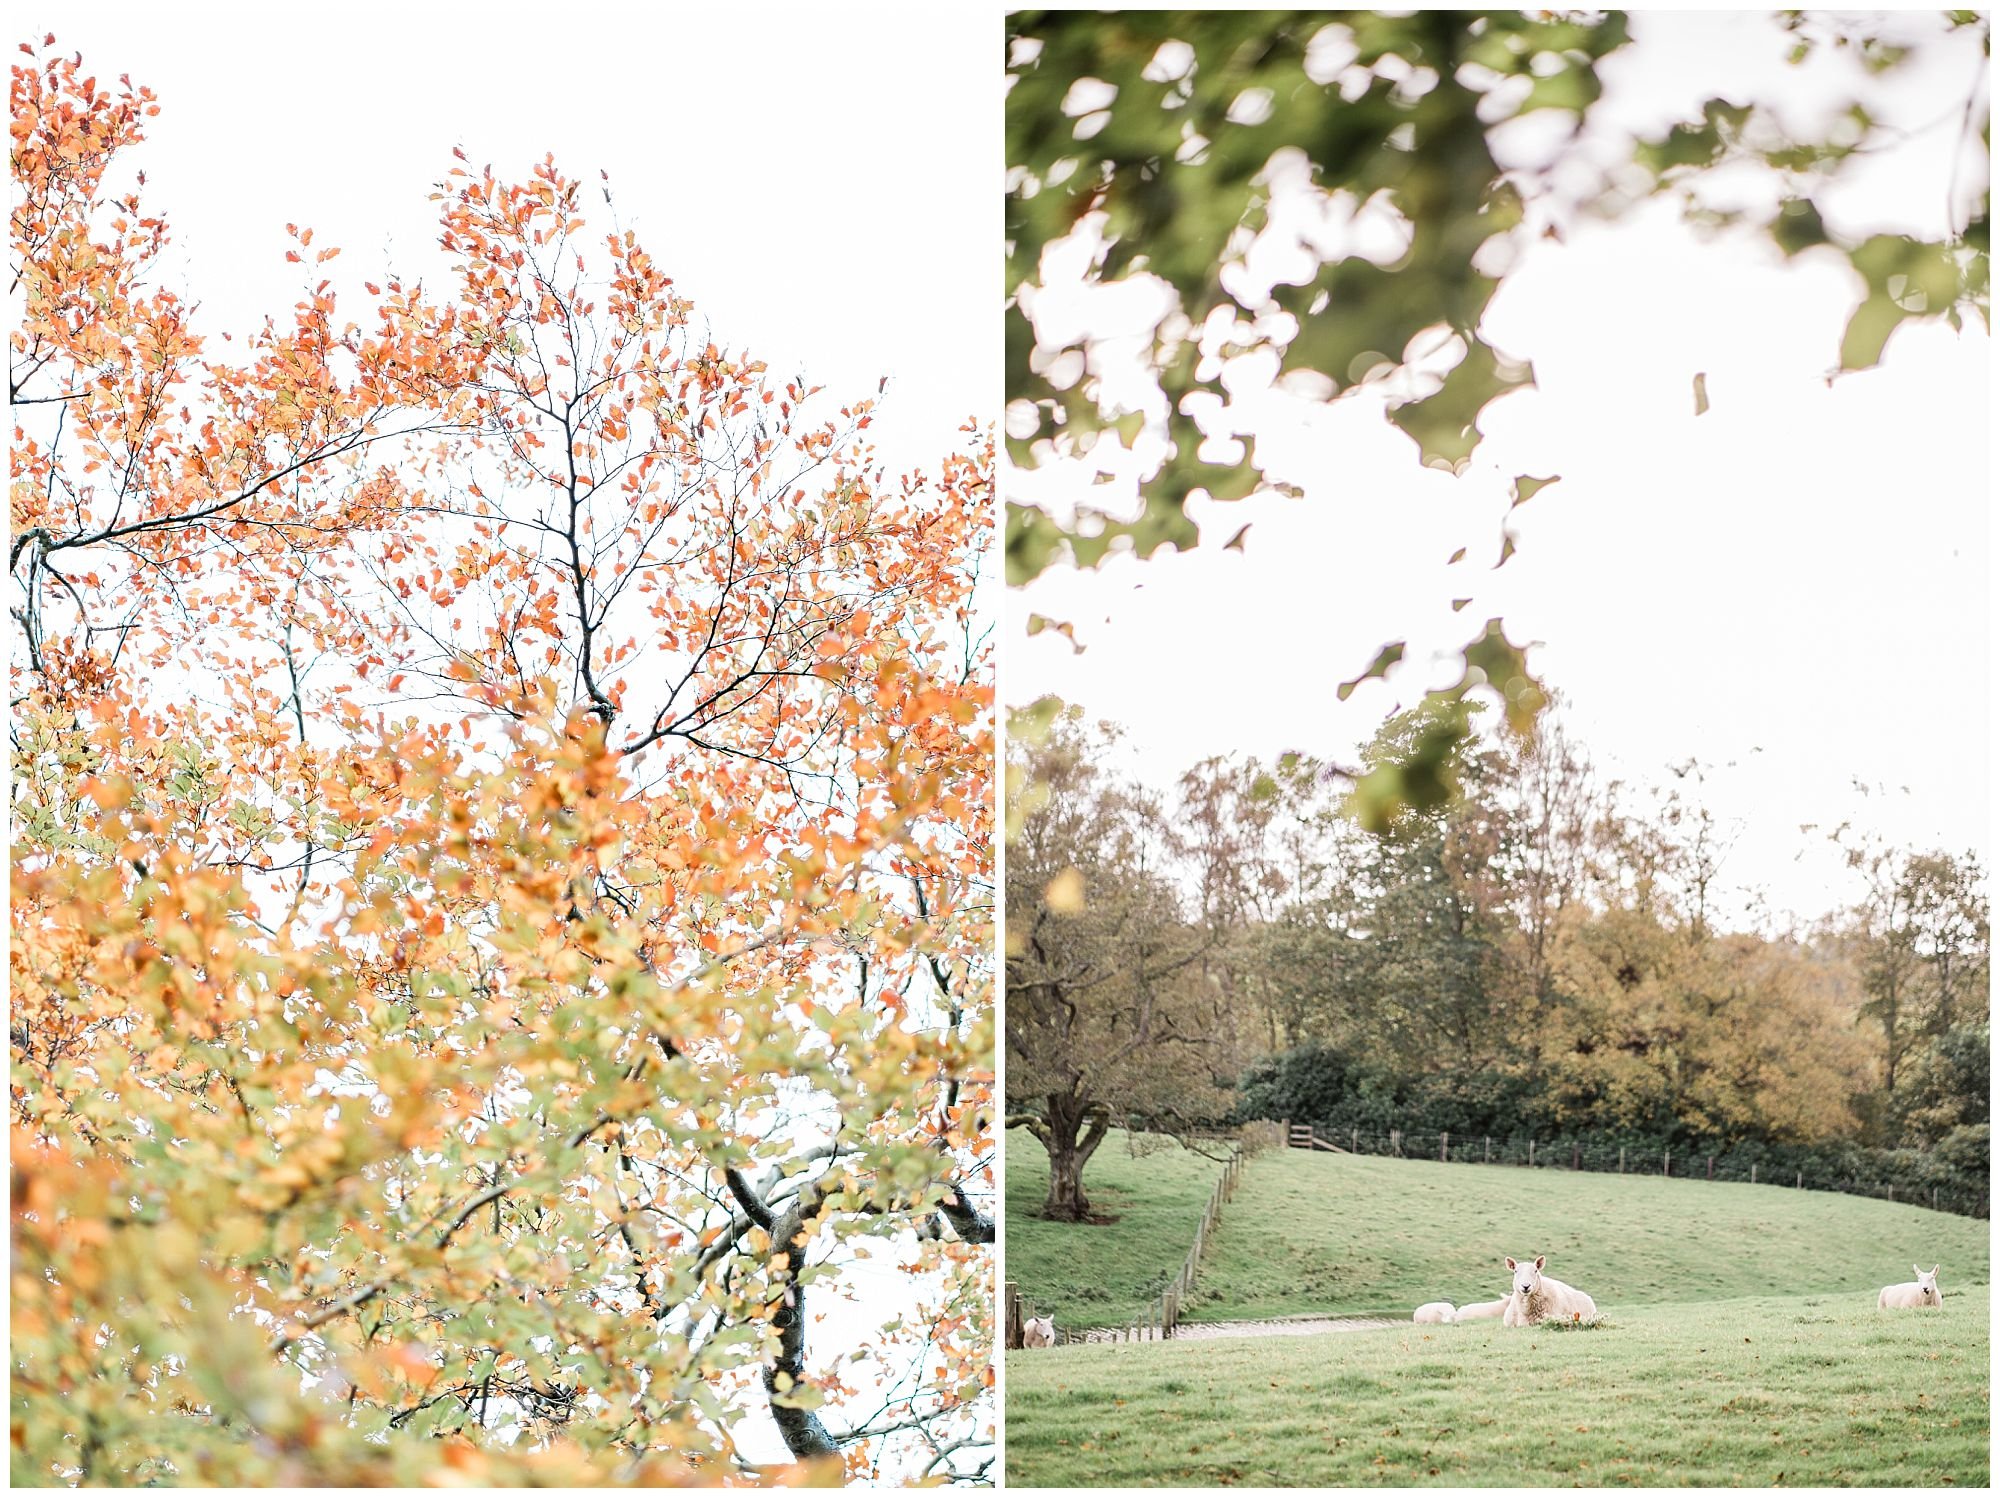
1484, 1135, 1491, 1163
1572, 1142, 1581, 1171
1441, 1131, 1449, 1163
1528, 1139, 1535, 1169
1707, 1155, 1714, 1182
1352, 1126, 1360, 1154
1796, 1170, 1803, 1190
1751, 1164, 1757, 1185
1005, 1281, 1021, 1351
1391, 1127, 1402, 1157
1933, 1185, 1939, 1211
1663, 1148, 1670, 1177
1619, 1145, 1625, 1174
1888, 1183, 1895, 1202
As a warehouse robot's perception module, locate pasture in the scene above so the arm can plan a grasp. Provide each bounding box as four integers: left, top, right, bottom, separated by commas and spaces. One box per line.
1005, 1290, 1990, 1486
1005, 1127, 1234, 1328
1006, 1145, 1989, 1485
1189, 1150, 1989, 1321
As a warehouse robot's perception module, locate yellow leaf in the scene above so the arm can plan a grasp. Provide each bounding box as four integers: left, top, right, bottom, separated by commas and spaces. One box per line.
1044, 867, 1086, 915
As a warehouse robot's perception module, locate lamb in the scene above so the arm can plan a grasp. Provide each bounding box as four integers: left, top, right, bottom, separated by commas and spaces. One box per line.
1454, 1297, 1509, 1321
1878, 1264, 1942, 1310
1501, 1255, 1597, 1327
1413, 1301, 1457, 1324
1021, 1314, 1057, 1347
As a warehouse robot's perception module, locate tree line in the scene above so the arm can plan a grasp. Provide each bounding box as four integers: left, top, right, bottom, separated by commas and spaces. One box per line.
1006, 697, 1987, 1219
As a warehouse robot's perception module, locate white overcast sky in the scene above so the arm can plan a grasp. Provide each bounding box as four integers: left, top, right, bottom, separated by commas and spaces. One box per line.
1011, 10, 1992, 928
35, 2, 995, 1473
43, 3, 992, 479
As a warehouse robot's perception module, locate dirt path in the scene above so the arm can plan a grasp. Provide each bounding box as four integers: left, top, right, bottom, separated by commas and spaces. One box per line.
1071, 1313, 1401, 1344
1170, 1314, 1402, 1340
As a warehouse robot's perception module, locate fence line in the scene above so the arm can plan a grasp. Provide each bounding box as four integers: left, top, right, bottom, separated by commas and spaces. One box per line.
1007, 1129, 1267, 1349
1276, 1122, 1989, 1219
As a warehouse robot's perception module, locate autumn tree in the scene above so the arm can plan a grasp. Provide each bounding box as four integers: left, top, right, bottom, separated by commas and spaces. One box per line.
12, 43, 993, 1486
1201, 749, 1369, 1053
1829, 834, 1990, 1138
1900, 851, 1991, 1037
1214, 698, 1891, 1150
1482, 705, 1600, 1032
1003, 705, 1244, 1220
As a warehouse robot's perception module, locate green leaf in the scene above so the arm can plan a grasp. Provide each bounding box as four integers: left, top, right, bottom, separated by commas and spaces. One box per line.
1387, 339, 1534, 473
1026, 614, 1083, 654
1459, 617, 1546, 735
1338, 642, 1406, 703
1769, 198, 1828, 257
1510, 474, 1561, 509
1344, 697, 1473, 834
1006, 502, 1067, 585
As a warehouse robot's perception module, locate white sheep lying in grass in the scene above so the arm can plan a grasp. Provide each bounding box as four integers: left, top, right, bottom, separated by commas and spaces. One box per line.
1021, 1315, 1056, 1347
1413, 1301, 1457, 1324
1502, 1255, 1597, 1327
1878, 1265, 1942, 1310
1455, 1297, 1508, 1321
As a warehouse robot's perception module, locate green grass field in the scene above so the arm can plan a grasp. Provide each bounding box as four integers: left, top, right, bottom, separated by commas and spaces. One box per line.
1186, 1150, 1990, 1321
1006, 1291, 1990, 1486
1005, 1127, 1233, 1328
1006, 1143, 1990, 1486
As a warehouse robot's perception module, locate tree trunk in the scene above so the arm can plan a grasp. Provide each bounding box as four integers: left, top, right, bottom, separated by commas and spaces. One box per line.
1044, 1141, 1090, 1221
1040, 1094, 1108, 1221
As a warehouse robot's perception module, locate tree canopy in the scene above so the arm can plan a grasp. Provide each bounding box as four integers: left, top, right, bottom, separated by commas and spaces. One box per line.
12, 41, 993, 1484
1003, 708, 1251, 1219
1005, 9, 1990, 821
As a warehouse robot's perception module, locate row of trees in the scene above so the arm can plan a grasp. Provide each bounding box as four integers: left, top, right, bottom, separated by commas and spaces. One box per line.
1006, 697, 1987, 1219
13, 45, 992, 1484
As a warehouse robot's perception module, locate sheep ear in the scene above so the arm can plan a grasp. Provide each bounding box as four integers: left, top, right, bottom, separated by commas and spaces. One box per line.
1915, 1264, 1924, 1278
1930, 1265, 1940, 1277
1535, 1255, 1546, 1271
1505, 1257, 1517, 1270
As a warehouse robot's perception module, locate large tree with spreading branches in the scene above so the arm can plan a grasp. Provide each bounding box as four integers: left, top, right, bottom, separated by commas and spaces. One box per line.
12, 41, 994, 1485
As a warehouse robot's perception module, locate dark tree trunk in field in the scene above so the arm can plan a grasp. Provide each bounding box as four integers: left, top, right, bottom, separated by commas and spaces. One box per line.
1040, 1094, 1109, 1221
1044, 1143, 1091, 1221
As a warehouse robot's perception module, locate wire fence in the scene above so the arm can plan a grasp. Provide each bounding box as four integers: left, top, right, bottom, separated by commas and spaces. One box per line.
1283, 1121, 1990, 1219
1006, 1126, 1280, 1349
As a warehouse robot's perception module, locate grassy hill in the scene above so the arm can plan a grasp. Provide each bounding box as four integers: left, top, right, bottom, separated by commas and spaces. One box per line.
1006, 1144, 1990, 1486
1006, 1291, 1989, 1486
1005, 1127, 1234, 1328
1189, 1149, 1989, 1321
